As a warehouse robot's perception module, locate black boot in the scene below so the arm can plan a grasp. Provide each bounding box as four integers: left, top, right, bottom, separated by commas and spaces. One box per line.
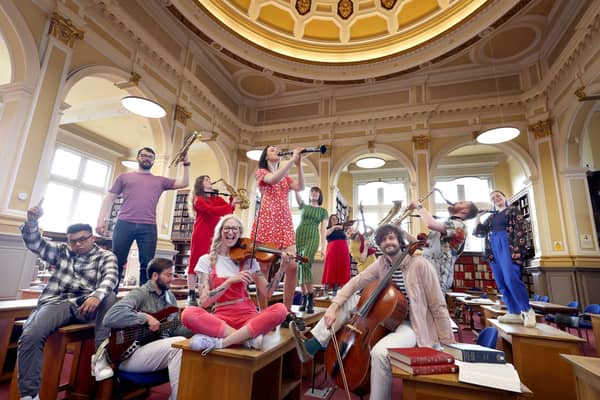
186, 290, 198, 307
306, 293, 314, 314
299, 294, 307, 312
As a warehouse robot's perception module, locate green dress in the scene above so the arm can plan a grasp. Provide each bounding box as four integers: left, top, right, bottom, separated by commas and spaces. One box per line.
295, 204, 328, 284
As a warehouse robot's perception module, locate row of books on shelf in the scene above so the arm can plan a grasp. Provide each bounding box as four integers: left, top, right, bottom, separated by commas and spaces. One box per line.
454, 279, 496, 289
455, 271, 494, 280
389, 344, 521, 393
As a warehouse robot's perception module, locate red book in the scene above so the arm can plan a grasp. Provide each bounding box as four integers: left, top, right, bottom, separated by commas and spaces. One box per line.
391, 359, 459, 375
388, 347, 455, 366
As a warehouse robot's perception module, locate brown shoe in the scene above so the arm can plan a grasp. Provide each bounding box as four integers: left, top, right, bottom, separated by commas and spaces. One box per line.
290, 321, 313, 363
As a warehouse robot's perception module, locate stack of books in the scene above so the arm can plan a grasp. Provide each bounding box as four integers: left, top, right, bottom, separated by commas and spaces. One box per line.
388, 347, 458, 375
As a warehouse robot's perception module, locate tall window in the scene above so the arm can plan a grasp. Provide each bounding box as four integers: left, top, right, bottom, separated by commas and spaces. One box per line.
433, 176, 492, 252
355, 181, 409, 231
41, 147, 111, 232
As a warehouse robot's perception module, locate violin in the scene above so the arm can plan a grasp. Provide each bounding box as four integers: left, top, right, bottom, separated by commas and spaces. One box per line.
230, 238, 309, 264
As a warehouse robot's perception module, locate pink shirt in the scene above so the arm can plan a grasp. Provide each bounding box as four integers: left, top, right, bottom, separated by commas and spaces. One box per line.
109, 172, 175, 224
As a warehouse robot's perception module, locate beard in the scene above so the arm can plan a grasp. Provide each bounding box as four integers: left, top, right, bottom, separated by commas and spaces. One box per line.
156, 277, 169, 291
382, 244, 400, 257
139, 160, 153, 170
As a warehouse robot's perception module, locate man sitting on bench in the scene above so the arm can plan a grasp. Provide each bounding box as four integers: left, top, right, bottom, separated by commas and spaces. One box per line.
18, 203, 119, 400
102, 258, 192, 400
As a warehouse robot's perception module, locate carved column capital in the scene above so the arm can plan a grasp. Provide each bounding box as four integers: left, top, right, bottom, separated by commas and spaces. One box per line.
412, 135, 430, 150
529, 119, 552, 139
49, 12, 84, 48
174, 105, 192, 125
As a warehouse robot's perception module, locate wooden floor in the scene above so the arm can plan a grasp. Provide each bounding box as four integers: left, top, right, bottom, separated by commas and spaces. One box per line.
1, 314, 596, 400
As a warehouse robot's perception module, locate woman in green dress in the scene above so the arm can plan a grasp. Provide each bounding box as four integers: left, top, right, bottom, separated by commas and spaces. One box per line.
294, 187, 328, 313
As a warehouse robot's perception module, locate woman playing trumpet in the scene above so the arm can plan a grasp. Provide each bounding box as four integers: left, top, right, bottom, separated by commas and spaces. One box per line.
252, 145, 305, 327
187, 175, 240, 306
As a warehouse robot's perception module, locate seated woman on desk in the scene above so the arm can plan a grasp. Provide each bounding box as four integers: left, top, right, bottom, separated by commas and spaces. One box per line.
181, 215, 288, 354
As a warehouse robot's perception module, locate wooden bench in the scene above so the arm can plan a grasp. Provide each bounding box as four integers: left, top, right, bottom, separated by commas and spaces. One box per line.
489, 318, 585, 400
561, 354, 600, 400
173, 328, 301, 400
8, 322, 96, 400
0, 299, 38, 382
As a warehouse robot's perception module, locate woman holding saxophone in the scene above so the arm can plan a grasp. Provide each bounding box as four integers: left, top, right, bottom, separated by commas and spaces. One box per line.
186, 175, 240, 306
252, 145, 305, 327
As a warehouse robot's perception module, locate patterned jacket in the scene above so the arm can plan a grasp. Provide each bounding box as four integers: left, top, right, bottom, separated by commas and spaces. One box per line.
473, 205, 528, 266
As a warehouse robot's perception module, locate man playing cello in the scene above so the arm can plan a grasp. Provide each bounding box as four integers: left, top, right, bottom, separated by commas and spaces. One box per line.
290, 224, 455, 400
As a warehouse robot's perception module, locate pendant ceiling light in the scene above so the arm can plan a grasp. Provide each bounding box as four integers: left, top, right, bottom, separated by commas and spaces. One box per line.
122, 96, 166, 119
476, 34, 520, 145
356, 157, 385, 169
246, 149, 262, 161
121, 160, 138, 169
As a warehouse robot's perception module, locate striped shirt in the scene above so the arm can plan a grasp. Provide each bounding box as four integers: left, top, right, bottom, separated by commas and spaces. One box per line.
20, 221, 118, 306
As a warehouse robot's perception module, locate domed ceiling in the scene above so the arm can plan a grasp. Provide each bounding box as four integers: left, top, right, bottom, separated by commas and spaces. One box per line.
168, 0, 528, 82
193, 0, 487, 63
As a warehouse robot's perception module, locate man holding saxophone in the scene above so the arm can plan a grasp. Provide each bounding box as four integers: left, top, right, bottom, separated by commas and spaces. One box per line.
96, 147, 190, 287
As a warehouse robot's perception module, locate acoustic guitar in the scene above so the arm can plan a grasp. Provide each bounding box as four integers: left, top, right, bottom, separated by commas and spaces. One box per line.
107, 306, 180, 363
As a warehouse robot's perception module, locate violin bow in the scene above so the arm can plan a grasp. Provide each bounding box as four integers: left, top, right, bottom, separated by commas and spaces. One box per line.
329, 327, 352, 400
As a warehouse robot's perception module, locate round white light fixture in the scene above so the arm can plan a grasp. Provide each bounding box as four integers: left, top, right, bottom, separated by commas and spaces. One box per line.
246, 149, 262, 161
122, 96, 167, 118
121, 160, 138, 169
356, 157, 385, 169
476, 127, 520, 144
366, 179, 388, 189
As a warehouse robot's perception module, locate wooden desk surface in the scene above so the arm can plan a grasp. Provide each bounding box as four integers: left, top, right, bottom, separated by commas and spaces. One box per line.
457, 297, 496, 306
489, 318, 585, 343
0, 298, 38, 312
529, 301, 578, 315
392, 365, 532, 399
590, 314, 600, 357
560, 354, 600, 400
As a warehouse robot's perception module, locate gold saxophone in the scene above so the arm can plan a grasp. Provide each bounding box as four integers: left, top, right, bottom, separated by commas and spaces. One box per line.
212, 178, 250, 209
169, 131, 200, 168
378, 200, 403, 226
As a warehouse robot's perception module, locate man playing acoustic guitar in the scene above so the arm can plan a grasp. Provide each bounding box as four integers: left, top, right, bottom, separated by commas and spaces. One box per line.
102, 258, 192, 400
290, 224, 455, 400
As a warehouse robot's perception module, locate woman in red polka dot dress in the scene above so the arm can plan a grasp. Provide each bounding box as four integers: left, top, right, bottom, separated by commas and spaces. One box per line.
251, 145, 305, 324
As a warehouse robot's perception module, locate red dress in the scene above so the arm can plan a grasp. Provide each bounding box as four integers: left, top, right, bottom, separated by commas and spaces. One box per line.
251, 168, 295, 248
187, 195, 234, 274
321, 229, 351, 286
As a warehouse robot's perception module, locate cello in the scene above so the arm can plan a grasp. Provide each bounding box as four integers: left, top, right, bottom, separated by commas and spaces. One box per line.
323, 240, 424, 396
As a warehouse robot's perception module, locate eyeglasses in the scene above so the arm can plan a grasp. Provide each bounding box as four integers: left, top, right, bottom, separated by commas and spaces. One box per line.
222, 226, 240, 232
138, 153, 155, 159
68, 234, 93, 245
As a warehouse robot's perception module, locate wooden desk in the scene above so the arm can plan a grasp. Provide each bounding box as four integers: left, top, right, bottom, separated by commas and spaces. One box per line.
174, 328, 301, 400
249, 291, 284, 306
313, 296, 332, 308
446, 292, 469, 313
481, 304, 507, 328
457, 297, 495, 330
529, 301, 578, 315
0, 299, 38, 381
590, 314, 600, 356
560, 354, 600, 400
290, 305, 325, 328
489, 318, 585, 400
392, 366, 532, 400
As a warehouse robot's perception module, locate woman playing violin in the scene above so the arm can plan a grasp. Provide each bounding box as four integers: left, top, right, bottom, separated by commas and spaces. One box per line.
321, 214, 351, 295
181, 215, 288, 353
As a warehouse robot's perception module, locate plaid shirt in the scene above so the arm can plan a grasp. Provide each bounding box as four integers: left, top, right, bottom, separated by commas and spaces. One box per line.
21, 221, 118, 306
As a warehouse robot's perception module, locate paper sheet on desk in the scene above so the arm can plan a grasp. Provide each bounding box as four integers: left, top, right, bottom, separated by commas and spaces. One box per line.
455, 360, 522, 393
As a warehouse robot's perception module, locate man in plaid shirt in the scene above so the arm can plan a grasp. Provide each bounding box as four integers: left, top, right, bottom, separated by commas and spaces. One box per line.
17, 204, 119, 400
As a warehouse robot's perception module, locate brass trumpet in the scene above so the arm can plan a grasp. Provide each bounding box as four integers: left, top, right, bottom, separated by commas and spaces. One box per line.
212, 178, 250, 209
169, 131, 200, 168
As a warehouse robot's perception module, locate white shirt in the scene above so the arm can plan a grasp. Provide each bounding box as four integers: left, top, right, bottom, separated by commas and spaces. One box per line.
194, 254, 259, 277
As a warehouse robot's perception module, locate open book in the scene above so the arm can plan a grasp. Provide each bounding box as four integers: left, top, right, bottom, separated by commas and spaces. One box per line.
455, 360, 522, 393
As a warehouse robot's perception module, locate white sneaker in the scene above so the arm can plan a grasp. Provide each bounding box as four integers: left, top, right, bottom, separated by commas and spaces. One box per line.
244, 335, 264, 350
190, 334, 223, 356
92, 345, 114, 381
522, 308, 537, 328
20, 395, 40, 400
498, 313, 523, 324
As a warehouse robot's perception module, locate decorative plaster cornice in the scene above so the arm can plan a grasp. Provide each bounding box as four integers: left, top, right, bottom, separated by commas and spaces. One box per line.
174, 105, 192, 125
49, 12, 84, 48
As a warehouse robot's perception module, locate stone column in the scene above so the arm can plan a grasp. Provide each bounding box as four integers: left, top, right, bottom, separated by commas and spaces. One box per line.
412, 134, 431, 234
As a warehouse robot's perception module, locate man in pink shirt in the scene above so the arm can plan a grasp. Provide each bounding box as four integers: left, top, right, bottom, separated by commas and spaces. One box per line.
96, 147, 190, 286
